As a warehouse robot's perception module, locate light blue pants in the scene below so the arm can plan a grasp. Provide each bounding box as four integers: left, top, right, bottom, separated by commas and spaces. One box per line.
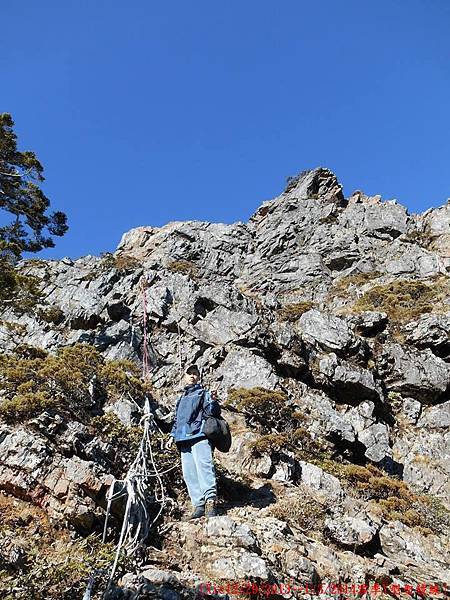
179, 438, 217, 508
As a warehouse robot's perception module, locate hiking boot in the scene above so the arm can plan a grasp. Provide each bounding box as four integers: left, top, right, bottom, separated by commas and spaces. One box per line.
182, 504, 205, 521
204, 498, 218, 517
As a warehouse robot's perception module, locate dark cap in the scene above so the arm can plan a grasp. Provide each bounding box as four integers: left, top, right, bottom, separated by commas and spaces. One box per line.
185, 364, 200, 375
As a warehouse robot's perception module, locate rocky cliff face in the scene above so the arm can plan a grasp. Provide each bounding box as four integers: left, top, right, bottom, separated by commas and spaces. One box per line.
0, 168, 449, 599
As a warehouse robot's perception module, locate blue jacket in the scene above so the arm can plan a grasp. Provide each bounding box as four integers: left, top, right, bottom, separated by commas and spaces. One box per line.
170, 382, 221, 444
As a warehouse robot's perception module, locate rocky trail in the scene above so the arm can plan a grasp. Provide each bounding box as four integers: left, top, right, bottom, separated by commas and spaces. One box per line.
0, 168, 449, 599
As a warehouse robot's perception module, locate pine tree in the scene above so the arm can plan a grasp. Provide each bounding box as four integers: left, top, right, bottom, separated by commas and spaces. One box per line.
0, 113, 68, 263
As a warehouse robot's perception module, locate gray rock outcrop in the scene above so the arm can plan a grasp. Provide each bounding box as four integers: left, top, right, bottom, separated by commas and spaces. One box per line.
1, 167, 449, 599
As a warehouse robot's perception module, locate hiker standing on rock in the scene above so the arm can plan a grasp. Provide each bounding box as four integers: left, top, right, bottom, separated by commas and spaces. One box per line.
169, 364, 220, 519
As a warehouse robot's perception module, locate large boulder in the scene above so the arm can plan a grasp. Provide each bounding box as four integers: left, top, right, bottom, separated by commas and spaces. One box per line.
296, 309, 359, 355
315, 352, 383, 403
357, 422, 391, 462
340, 196, 410, 240
325, 513, 378, 548
379, 521, 450, 584
376, 343, 450, 403
416, 199, 450, 266
403, 313, 450, 358
190, 306, 258, 346
298, 461, 344, 502
213, 347, 279, 396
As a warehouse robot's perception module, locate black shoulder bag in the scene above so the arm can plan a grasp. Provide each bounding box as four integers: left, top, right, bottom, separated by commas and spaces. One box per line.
201, 391, 232, 453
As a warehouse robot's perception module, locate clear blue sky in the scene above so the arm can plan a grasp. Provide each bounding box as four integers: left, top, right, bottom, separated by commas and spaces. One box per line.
2, 0, 449, 260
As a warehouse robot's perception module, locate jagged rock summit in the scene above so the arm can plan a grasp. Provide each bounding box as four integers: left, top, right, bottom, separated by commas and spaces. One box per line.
116, 167, 449, 302
0, 167, 449, 598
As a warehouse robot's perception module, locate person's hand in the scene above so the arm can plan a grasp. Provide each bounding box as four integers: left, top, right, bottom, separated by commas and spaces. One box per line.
211, 389, 219, 400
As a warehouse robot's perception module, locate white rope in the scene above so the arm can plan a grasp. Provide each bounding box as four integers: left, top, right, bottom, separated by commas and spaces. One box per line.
129, 307, 136, 348
82, 572, 95, 600
100, 398, 166, 596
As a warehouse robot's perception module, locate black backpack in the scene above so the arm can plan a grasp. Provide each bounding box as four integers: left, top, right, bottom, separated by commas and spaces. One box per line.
201, 391, 232, 453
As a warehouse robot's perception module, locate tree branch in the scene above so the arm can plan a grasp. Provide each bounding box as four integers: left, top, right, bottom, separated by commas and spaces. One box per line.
0, 170, 22, 177
0, 167, 33, 178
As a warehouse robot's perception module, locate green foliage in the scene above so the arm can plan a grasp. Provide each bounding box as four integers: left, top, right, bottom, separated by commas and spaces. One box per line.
291, 427, 329, 456
352, 276, 450, 323
226, 386, 288, 414
111, 253, 142, 271
0, 391, 55, 422
82, 252, 142, 281
100, 251, 140, 271
0, 343, 150, 424
0, 492, 130, 599
98, 358, 151, 398
0, 319, 27, 335
226, 388, 331, 459
309, 458, 450, 535
222, 386, 449, 536
413, 494, 450, 534
330, 270, 382, 299
248, 427, 327, 459
91, 411, 142, 455
310, 460, 412, 501
98, 252, 117, 270
249, 432, 290, 454
277, 301, 314, 321
376, 497, 421, 526
371, 493, 450, 534
12, 343, 48, 359
37, 305, 65, 324
0, 259, 44, 311
270, 494, 326, 533
227, 387, 330, 462
0, 258, 17, 300
0, 113, 68, 264
225, 386, 302, 433
166, 259, 199, 280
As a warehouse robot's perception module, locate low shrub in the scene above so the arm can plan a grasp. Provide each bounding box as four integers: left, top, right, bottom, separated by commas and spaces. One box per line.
0, 257, 44, 312
113, 253, 141, 271
310, 457, 450, 534
277, 301, 314, 321
91, 412, 142, 455
225, 386, 302, 433
0, 343, 151, 424
98, 252, 141, 272
352, 276, 450, 323
270, 494, 326, 533
0, 491, 129, 599
166, 259, 199, 280
377, 498, 421, 527
248, 433, 289, 454
248, 427, 327, 460
37, 306, 65, 324
330, 271, 382, 298
0, 391, 55, 422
